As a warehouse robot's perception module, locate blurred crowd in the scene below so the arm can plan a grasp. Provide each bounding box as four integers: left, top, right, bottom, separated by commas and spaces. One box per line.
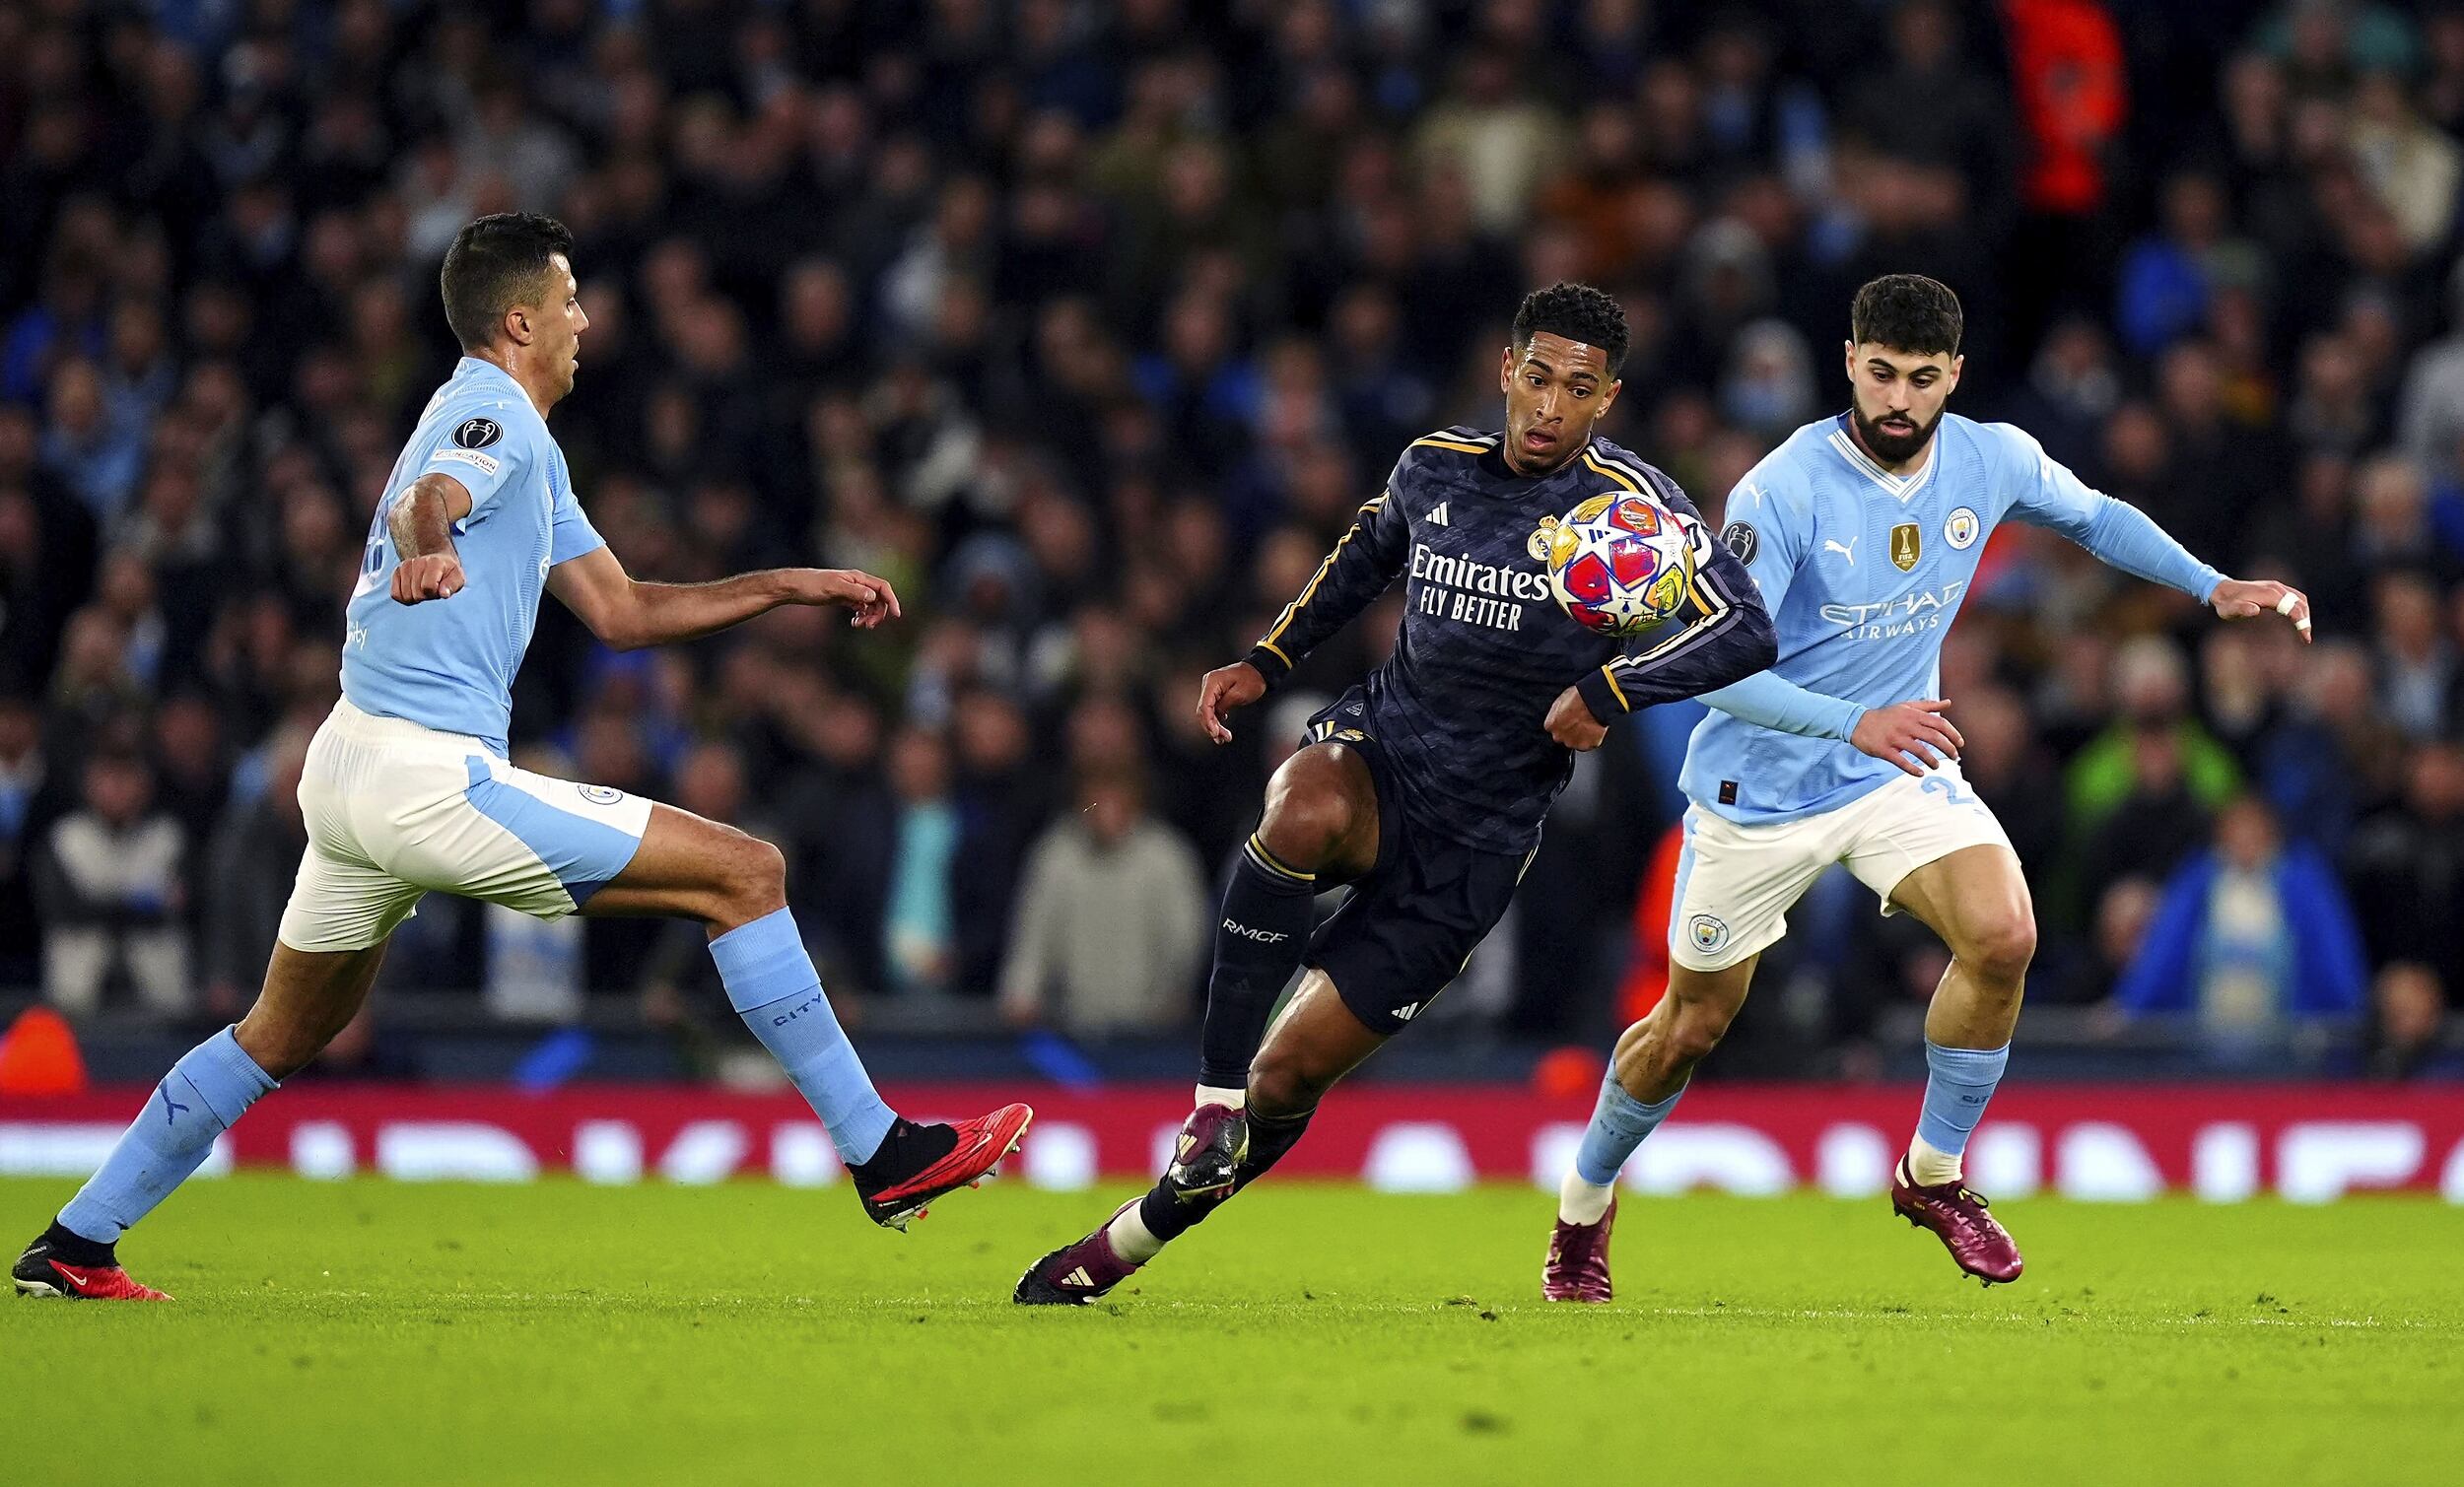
1, 0, 2460, 1077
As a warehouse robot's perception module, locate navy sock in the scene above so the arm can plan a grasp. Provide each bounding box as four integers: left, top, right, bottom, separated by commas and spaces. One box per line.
58, 1027, 278, 1245
1230, 1107, 1313, 1190
1135, 1107, 1315, 1244
1197, 836, 1320, 1089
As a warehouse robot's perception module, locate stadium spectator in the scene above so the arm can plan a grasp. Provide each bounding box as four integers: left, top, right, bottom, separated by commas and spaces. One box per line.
33, 747, 188, 1016
2111, 795, 2369, 1046
2363, 962, 2451, 1079
0, 0, 2452, 1081
2342, 739, 2464, 1003
998, 771, 1206, 1038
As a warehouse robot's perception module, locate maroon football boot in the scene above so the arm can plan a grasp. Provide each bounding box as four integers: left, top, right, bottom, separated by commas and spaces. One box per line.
1890, 1156, 2023, 1285
1541, 1196, 1616, 1303
1014, 1201, 1144, 1306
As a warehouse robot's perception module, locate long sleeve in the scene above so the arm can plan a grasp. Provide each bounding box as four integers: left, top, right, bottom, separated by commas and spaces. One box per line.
1576, 478, 1777, 722
1246, 487, 1410, 685
1698, 669, 1866, 740
1997, 423, 2223, 602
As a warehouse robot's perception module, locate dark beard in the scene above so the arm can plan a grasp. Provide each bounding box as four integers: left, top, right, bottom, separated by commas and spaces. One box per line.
1849, 402, 1942, 465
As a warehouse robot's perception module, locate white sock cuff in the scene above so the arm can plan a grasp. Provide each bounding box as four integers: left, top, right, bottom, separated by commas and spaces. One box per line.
1196, 1083, 1246, 1112
1557, 1168, 1617, 1226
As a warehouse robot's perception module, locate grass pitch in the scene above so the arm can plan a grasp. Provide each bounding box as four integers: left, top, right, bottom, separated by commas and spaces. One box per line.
3, 1177, 2459, 1486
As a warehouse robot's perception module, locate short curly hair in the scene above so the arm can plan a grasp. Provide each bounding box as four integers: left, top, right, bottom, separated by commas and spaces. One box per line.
1513, 283, 1629, 372
1850, 274, 1962, 356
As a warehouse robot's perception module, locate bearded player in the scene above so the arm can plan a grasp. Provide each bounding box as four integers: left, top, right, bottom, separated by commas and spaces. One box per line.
1541, 275, 2313, 1299
16, 214, 1030, 1302
1014, 284, 1778, 1305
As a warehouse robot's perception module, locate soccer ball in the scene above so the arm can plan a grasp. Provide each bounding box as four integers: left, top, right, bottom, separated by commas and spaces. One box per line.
1541, 491, 1701, 636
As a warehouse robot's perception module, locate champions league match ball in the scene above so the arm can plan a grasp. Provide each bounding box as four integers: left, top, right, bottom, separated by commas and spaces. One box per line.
1540, 491, 1703, 637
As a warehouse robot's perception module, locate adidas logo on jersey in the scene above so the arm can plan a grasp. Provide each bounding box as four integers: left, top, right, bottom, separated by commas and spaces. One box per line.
1428, 502, 1450, 526
1392, 1001, 1423, 1022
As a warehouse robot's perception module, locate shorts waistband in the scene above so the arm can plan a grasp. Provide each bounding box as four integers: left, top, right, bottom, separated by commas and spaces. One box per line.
323, 697, 496, 756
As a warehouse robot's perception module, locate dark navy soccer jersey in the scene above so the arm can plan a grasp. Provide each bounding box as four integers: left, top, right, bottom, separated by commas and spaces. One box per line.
1244, 427, 1777, 853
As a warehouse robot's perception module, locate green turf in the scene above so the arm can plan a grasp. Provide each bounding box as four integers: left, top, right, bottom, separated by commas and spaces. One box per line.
4, 1177, 2460, 1486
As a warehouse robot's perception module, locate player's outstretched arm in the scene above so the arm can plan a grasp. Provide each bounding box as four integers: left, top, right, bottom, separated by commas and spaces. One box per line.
546, 546, 901, 650
2000, 422, 2313, 642
1201, 487, 1408, 742
388, 473, 470, 603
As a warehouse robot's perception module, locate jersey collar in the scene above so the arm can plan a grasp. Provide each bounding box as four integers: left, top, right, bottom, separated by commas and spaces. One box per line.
456, 355, 527, 402
1825, 412, 1937, 503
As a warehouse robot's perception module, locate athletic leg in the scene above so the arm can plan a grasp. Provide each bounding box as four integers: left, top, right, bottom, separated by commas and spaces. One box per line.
1888, 844, 2033, 1182
20, 923, 398, 1298
1555, 954, 1759, 1219
1858, 807, 2032, 1283
589, 802, 1028, 1229
1014, 973, 1386, 1304
1192, 741, 1382, 1106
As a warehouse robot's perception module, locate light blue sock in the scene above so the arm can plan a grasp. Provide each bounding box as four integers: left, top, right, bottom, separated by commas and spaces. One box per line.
58, 1027, 278, 1245
1915, 1040, 2011, 1159
713, 908, 896, 1164
1573, 1073, 1685, 1186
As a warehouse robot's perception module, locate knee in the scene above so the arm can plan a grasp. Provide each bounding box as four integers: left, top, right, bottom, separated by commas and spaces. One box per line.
1255, 752, 1365, 869
1247, 1044, 1328, 1118
1663, 1003, 1734, 1066
234, 1012, 323, 1081
715, 834, 787, 922
1961, 914, 2037, 989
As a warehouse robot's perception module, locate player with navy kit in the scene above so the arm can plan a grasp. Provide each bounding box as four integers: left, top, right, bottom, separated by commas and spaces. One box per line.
1014, 285, 1778, 1305
15, 214, 1030, 1302
1542, 276, 2314, 1297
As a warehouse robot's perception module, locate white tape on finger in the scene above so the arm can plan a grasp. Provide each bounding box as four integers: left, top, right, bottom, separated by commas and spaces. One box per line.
2276, 593, 2298, 616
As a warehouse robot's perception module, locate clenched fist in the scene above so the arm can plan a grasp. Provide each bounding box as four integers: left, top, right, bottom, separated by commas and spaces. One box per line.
1546, 685, 1608, 752
392, 553, 465, 603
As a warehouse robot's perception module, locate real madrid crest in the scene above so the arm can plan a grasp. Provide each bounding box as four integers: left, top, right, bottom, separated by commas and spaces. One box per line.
1528, 515, 1559, 563
1945, 507, 1979, 550
1890, 522, 1921, 572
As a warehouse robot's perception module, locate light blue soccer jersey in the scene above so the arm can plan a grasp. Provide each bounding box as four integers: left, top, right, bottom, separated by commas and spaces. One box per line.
341, 357, 605, 756
1680, 411, 2224, 825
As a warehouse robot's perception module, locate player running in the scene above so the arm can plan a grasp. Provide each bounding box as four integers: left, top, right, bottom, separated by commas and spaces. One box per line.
1014, 284, 1778, 1305
1541, 275, 2312, 1298
15, 214, 1029, 1302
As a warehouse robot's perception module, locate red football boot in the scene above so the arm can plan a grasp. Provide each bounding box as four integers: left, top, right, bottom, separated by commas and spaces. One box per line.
854, 1104, 1034, 1231
1541, 1197, 1616, 1303
14, 1233, 172, 1301
1890, 1156, 2023, 1285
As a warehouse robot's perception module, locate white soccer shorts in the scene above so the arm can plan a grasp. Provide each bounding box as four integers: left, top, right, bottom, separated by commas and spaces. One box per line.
1667, 761, 2015, 973
277, 698, 653, 954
